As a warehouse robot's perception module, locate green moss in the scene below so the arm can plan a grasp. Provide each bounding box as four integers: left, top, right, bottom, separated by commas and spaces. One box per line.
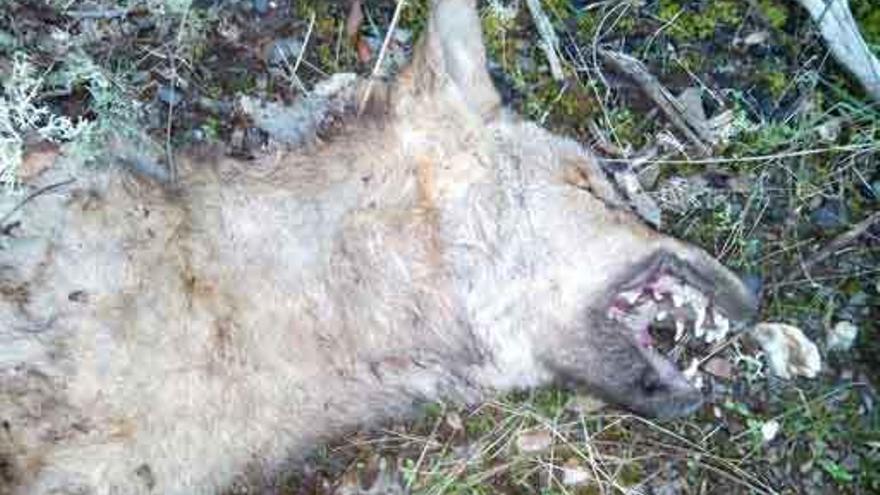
658, 0, 743, 42
576, 9, 598, 40
852, 0, 880, 50
763, 70, 788, 99
399, 0, 430, 40
543, 0, 574, 24
757, 0, 789, 30
606, 107, 648, 149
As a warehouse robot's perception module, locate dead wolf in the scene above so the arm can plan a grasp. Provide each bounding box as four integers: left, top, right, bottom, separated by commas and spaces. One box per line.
0, 1, 757, 493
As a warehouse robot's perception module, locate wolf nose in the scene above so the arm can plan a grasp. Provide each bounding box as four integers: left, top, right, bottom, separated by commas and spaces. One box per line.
656, 390, 704, 419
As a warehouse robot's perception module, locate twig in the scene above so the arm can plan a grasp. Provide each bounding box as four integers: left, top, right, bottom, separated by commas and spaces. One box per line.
600, 50, 712, 156
795, 0, 880, 102
0, 178, 76, 226
292, 12, 317, 83
65, 8, 128, 19
358, 0, 406, 116
525, 0, 565, 81
782, 210, 880, 283
165, 6, 194, 184
603, 142, 877, 165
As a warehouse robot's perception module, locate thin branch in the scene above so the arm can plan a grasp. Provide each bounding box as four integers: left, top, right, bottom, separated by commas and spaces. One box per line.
795, 0, 880, 102
0, 178, 76, 226
358, 0, 406, 116
65, 8, 129, 19
783, 210, 880, 283
525, 0, 565, 81
600, 50, 712, 156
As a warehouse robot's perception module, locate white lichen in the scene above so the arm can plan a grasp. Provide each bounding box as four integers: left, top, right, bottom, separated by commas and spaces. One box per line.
0, 53, 90, 190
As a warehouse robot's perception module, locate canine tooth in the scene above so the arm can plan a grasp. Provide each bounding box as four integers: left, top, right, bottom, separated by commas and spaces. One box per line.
702, 309, 731, 343
683, 358, 700, 380
607, 306, 626, 321
694, 304, 706, 338
656, 310, 668, 321
671, 292, 684, 308
674, 319, 685, 341
619, 290, 641, 305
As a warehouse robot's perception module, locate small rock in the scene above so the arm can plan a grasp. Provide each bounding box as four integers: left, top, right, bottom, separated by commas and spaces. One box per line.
826, 321, 858, 351
157, 85, 184, 107
810, 200, 848, 230
743, 30, 770, 45
750, 322, 822, 379
761, 419, 780, 442
265, 37, 304, 66
516, 428, 552, 453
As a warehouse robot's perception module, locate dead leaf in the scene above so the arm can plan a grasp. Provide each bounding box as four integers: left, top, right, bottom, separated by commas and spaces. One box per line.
816, 117, 842, 142
704, 357, 734, 380
444, 411, 463, 431
561, 458, 591, 486
356, 37, 372, 64
751, 322, 822, 379
516, 428, 552, 453
761, 419, 780, 442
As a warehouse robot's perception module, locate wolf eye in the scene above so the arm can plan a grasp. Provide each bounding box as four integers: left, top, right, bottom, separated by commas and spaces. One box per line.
640, 369, 667, 395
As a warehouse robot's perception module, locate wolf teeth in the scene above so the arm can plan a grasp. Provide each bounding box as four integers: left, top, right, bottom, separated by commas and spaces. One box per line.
618, 289, 641, 305
694, 304, 707, 338
671, 292, 684, 308
704, 312, 730, 343
674, 319, 685, 341
683, 358, 700, 380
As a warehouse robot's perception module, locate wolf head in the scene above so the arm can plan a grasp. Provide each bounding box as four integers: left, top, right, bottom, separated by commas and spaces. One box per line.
393, 0, 758, 419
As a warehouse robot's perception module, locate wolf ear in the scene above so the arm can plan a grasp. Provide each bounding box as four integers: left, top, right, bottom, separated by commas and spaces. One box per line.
404, 0, 501, 117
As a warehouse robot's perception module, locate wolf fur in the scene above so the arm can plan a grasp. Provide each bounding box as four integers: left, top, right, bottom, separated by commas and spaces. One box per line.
0, 1, 757, 493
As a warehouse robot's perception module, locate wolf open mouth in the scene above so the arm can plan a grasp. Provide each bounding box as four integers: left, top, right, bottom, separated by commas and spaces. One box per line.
606, 264, 748, 382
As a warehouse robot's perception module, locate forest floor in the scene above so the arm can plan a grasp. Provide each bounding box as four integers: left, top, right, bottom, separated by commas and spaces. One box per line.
1, 0, 878, 493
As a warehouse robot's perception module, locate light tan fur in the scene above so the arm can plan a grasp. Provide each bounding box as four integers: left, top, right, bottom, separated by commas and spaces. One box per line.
0, 1, 756, 493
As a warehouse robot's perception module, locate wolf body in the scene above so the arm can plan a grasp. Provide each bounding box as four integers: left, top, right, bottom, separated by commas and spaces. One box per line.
0, 1, 756, 493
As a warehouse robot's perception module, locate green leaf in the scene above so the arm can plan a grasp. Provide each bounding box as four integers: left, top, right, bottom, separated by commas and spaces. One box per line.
819, 459, 854, 483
